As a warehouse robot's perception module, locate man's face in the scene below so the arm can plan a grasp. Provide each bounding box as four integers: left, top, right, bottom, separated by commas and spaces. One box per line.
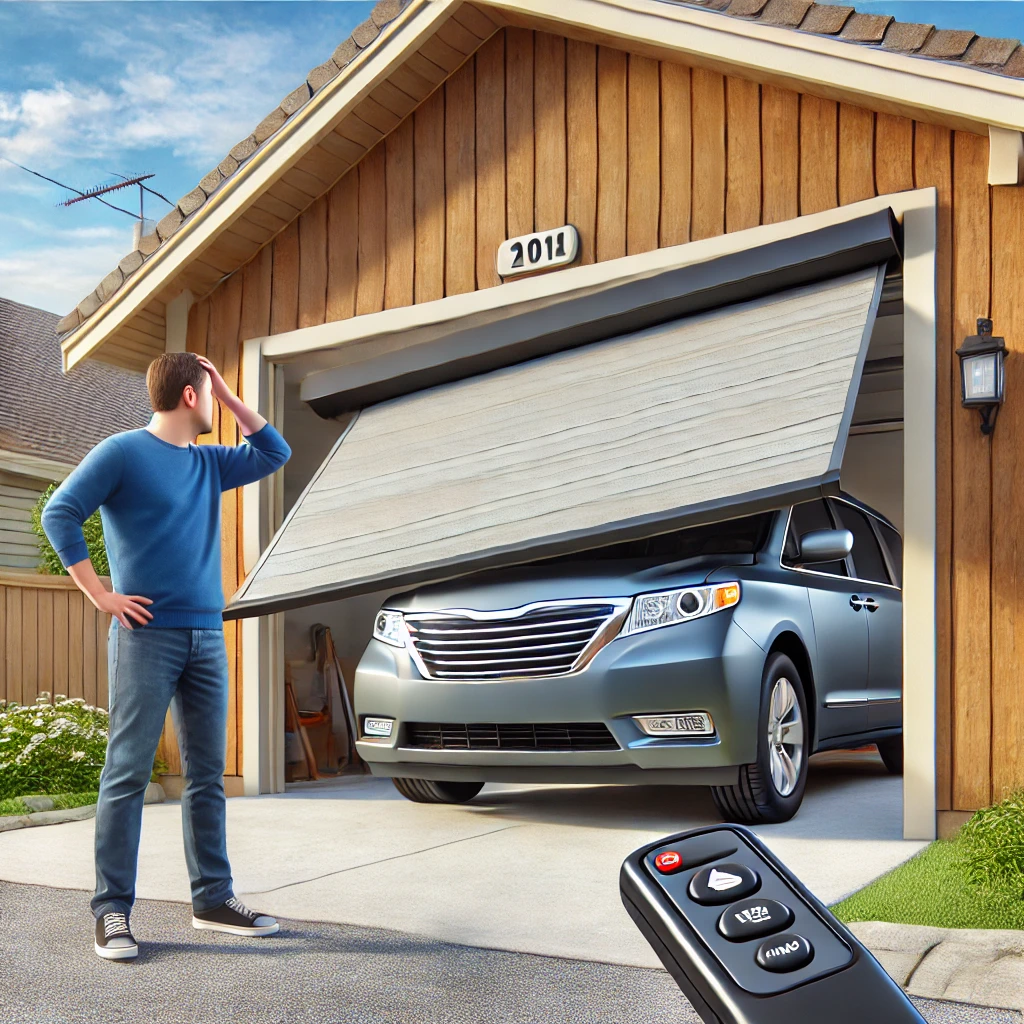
191, 372, 214, 435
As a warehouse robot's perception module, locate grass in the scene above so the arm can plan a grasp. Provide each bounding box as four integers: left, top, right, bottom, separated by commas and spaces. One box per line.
0, 790, 99, 817
833, 795, 1024, 931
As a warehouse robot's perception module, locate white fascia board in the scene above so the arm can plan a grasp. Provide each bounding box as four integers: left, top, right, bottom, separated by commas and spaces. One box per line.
989, 126, 1024, 185
165, 290, 194, 352
487, 0, 1024, 133
59, 0, 457, 373
0, 448, 76, 481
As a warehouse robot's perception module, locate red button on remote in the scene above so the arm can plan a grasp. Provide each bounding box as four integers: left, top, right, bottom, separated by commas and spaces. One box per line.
655, 850, 684, 874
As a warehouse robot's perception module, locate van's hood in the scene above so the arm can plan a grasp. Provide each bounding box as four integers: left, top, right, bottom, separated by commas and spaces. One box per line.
384, 554, 755, 613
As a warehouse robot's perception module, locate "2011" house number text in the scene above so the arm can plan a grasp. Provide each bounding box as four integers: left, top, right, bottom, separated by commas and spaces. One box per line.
496, 225, 580, 278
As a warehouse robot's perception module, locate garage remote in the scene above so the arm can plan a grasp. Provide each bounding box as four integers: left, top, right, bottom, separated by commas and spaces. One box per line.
620, 824, 926, 1024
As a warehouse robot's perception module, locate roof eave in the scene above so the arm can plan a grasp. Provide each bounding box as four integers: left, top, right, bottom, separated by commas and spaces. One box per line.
489, 0, 1024, 131
60, 0, 1024, 370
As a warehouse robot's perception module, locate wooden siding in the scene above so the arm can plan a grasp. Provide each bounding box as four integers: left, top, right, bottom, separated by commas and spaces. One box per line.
191, 27, 1013, 810
0, 473, 45, 571
0, 571, 110, 709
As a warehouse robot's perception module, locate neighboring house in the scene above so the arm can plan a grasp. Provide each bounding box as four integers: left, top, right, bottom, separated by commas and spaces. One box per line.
0, 297, 151, 570
50, 0, 1024, 837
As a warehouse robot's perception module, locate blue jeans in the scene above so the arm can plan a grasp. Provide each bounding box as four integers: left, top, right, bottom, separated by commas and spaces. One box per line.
91, 623, 235, 920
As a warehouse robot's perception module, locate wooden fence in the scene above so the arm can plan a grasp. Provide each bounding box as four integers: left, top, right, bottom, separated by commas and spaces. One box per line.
0, 570, 111, 709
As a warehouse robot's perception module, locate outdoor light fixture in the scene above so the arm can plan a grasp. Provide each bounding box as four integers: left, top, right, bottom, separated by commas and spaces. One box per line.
956, 318, 1007, 435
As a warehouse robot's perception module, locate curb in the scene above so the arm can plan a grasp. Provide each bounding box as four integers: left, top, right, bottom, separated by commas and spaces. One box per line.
0, 803, 97, 832
850, 921, 1024, 1013
0, 782, 165, 833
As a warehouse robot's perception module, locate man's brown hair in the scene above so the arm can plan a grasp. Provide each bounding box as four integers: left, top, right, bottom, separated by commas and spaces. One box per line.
146, 352, 207, 412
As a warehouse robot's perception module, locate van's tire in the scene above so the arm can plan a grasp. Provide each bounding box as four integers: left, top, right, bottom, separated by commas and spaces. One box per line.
391, 777, 485, 804
876, 735, 904, 775
711, 653, 810, 825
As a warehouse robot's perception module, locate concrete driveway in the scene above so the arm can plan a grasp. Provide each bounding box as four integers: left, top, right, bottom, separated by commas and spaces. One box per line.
0, 750, 924, 968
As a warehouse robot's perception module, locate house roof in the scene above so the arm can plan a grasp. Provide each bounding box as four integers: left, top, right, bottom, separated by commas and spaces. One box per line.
685, 0, 1024, 77
56, 0, 1024, 366
0, 297, 152, 469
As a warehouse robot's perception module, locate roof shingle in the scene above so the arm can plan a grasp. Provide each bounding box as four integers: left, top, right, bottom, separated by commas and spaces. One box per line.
0, 298, 152, 466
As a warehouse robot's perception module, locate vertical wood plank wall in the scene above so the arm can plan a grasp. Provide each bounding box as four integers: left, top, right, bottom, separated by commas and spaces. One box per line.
190, 27, 1007, 809
0, 572, 110, 710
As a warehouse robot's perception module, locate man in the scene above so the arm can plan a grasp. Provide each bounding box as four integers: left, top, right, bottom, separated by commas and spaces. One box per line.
41, 350, 291, 961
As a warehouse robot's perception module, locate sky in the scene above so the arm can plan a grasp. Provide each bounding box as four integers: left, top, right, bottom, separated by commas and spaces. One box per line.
1, 1, 1024, 316
0, 1, 374, 315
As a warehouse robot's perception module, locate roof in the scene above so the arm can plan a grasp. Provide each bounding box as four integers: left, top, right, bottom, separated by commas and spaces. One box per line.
0, 297, 152, 469
685, 0, 1024, 77
55, 0, 1024, 358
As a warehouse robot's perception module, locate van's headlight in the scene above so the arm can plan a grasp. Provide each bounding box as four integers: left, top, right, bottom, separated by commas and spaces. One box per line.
621, 582, 741, 636
373, 610, 407, 648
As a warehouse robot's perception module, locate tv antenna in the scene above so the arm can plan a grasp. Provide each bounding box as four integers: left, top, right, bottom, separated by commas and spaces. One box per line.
1, 157, 174, 241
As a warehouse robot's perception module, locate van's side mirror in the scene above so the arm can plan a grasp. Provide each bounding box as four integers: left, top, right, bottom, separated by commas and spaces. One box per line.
796, 529, 853, 565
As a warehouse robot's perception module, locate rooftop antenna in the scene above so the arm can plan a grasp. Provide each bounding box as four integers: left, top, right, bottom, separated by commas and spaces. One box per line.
1, 158, 174, 247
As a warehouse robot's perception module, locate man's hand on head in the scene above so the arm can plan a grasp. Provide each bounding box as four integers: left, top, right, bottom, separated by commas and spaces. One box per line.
195, 355, 234, 402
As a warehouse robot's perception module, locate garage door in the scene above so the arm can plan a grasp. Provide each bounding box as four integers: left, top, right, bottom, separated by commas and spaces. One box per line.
225, 261, 887, 620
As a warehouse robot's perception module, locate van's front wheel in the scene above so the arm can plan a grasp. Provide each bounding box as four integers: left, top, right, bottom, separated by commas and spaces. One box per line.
392, 777, 484, 804
711, 653, 809, 825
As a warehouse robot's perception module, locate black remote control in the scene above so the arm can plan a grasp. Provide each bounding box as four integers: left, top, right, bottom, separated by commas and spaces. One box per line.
620, 824, 926, 1024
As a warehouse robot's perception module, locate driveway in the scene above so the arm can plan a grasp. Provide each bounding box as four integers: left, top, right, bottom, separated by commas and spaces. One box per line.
0, 751, 925, 968
0, 880, 1015, 1024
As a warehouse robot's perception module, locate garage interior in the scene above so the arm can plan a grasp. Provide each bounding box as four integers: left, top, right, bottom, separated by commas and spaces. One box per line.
269, 255, 905, 790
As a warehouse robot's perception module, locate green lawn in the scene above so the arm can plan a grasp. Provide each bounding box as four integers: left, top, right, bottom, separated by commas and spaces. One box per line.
0, 791, 99, 817
833, 838, 1024, 931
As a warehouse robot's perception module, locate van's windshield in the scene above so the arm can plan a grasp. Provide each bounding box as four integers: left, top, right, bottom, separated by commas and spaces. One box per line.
525, 511, 776, 566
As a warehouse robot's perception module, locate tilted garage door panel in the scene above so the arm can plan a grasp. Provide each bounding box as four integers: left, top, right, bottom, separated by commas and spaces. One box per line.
229, 267, 881, 615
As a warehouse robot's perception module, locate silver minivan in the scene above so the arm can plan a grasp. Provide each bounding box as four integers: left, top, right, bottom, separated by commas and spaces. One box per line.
354, 495, 903, 823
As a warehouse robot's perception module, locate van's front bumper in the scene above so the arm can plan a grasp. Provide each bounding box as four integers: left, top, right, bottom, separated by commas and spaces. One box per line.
354, 612, 766, 786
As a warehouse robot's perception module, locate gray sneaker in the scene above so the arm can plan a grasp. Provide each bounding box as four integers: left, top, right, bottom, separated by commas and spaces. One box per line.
94, 911, 138, 960
192, 896, 279, 936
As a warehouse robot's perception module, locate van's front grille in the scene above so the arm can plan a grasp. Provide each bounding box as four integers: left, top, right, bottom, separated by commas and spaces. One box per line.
403, 602, 624, 679
404, 722, 619, 751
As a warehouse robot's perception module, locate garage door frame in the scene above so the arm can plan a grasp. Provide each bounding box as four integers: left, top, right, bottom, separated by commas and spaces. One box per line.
238, 190, 937, 846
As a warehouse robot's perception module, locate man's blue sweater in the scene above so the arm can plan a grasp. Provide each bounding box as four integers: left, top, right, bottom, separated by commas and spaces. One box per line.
41, 424, 292, 630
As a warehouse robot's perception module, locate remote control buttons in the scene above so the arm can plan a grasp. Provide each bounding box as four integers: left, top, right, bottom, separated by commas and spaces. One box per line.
755, 933, 814, 972
717, 898, 794, 941
688, 863, 760, 905
654, 851, 684, 874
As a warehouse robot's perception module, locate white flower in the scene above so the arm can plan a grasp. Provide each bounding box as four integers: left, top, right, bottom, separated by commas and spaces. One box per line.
69, 750, 86, 761
32, 718, 44, 727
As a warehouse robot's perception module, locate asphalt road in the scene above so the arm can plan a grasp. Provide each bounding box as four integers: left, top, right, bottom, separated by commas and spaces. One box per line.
0, 881, 1017, 1024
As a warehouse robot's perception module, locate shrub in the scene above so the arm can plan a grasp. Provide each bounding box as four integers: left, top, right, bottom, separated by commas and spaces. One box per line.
31, 483, 109, 576
959, 790, 1024, 899
0, 693, 108, 799
0, 693, 166, 800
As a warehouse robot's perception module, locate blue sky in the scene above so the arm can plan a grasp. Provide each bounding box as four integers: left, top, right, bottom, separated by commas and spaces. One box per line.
0, 2, 374, 314
1, 1, 1023, 316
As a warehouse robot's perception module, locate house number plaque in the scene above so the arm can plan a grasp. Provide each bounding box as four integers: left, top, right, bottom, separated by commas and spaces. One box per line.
496, 224, 579, 278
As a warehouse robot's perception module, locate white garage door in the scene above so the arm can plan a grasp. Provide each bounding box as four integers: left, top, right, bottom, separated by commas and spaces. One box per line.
225, 264, 885, 619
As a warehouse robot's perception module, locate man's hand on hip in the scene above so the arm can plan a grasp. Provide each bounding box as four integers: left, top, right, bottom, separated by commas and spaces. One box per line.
67, 558, 154, 630
94, 590, 154, 630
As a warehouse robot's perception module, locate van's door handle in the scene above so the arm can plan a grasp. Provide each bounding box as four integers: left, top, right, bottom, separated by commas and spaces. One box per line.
850, 595, 864, 610
861, 597, 879, 612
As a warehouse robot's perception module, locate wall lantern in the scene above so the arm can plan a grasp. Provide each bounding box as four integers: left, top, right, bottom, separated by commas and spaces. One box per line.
956, 318, 1007, 435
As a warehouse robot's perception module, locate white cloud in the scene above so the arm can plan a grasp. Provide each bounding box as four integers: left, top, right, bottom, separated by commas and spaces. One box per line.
0, 13, 330, 173
0, 222, 134, 314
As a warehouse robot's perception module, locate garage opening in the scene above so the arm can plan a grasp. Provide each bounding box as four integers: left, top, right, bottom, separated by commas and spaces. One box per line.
231, 210, 910, 797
